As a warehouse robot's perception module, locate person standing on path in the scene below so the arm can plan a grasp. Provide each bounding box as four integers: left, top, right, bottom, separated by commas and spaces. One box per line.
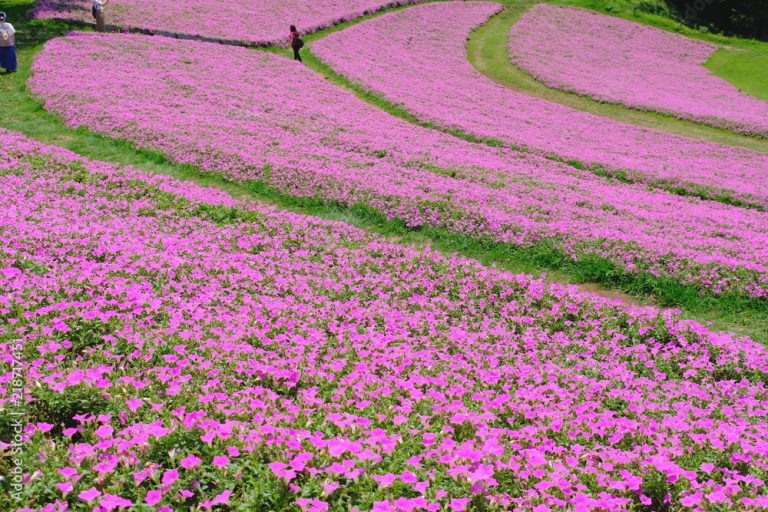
289, 25, 304, 62
92, 0, 110, 33
0, 12, 17, 73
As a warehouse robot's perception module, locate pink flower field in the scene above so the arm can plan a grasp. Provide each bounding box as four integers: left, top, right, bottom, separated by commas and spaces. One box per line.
28, 33, 768, 298
3, 128, 768, 511
31, 0, 426, 46
312, 2, 768, 207
507, 4, 768, 136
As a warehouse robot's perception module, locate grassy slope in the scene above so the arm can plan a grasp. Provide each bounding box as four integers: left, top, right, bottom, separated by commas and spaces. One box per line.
1, 0, 766, 342
706, 47, 768, 102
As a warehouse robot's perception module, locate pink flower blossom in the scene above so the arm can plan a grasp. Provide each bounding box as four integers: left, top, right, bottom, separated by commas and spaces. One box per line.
161, 469, 179, 487
100, 494, 133, 510
200, 489, 232, 509
212, 455, 230, 467
78, 488, 101, 503
296, 498, 330, 512
145, 490, 163, 505
180, 454, 202, 469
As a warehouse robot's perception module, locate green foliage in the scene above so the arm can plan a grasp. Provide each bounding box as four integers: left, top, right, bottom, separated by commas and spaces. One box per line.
12, 257, 48, 275
235, 461, 298, 511
57, 317, 122, 356
666, 0, 768, 41
0, 411, 24, 445
637, 470, 676, 511
573, 0, 670, 15
147, 429, 208, 466
27, 385, 112, 437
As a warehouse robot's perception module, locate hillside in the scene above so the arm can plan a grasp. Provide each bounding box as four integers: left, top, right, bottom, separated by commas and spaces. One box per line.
2, 1, 767, 510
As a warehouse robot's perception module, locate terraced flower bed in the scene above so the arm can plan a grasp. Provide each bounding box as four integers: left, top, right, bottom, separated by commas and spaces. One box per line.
31, 0, 426, 46
507, 4, 768, 137
28, 32, 768, 299
3, 128, 768, 511
312, 1, 768, 208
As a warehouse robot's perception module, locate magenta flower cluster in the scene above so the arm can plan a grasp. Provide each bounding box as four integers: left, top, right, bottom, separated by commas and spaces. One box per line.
312, 1, 768, 208
507, 4, 768, 136
31, 0, 427, 46
28, 32, 768, 298
2, 128, 768, 511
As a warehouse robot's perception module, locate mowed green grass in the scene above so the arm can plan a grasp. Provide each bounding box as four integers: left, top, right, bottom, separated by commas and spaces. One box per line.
1, 0, 767, 342
706, 47, 768, 101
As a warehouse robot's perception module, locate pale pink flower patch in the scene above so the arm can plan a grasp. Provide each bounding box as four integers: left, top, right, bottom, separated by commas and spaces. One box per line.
4, 129, 767, 510
508, 4, 768, 136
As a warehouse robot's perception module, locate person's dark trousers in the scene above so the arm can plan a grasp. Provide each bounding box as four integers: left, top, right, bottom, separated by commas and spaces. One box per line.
0, 45, 16, 72
95, 10, 106, 32
292, 47, 302, 62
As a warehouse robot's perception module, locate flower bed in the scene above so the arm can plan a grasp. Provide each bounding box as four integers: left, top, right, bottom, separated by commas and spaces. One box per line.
28, 32, 768, 298
313, 1, 768, 207
507, 4, 768, 136
2, 128, 768, 511
31, 0, 426, 46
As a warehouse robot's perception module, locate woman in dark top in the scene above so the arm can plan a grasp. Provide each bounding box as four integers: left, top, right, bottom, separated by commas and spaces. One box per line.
289, 25, 303, 62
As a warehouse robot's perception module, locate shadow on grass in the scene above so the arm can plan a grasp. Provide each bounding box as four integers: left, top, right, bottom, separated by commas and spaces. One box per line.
3, 0, 75, 48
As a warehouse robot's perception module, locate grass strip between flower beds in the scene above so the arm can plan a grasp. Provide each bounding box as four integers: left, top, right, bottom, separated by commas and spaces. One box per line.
56, 132, 768, 343
19, 135, 768, 343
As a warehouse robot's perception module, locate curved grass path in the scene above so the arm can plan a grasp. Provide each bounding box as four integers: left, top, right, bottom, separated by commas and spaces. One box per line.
1, 0, 766, 342
468, 0, 768, 153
